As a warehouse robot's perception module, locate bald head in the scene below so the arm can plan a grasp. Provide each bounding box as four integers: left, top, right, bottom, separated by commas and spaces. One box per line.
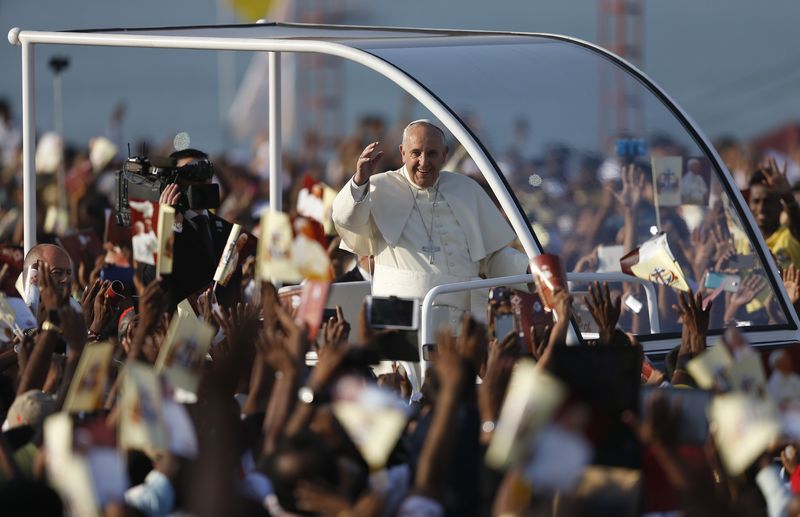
23, 244, 73, 286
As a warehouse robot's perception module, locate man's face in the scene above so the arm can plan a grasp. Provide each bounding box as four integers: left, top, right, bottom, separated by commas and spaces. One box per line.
39, 246, 73, 287
749, 183, 782, 235
400, 124, 448, 189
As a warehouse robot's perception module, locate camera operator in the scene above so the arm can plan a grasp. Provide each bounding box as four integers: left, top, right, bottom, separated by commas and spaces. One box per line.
152, 148, 241, 310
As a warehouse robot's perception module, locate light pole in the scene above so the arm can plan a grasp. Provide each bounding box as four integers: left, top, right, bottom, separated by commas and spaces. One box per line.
49, 55, 69, 233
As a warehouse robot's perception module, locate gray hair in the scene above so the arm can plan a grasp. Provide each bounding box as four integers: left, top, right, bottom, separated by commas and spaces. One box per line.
402, 119, 446, 143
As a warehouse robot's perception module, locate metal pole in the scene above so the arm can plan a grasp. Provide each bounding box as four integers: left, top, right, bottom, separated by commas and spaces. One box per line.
53, 73, 68, 230
21, 41, 36, 254
215, 0, 235, 146
268, 51, 282, 213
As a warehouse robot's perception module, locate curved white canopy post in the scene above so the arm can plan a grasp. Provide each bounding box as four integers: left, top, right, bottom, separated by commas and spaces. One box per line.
7, 28, 541, 261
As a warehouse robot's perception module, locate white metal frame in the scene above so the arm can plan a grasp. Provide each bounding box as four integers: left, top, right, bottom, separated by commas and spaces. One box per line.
8, 23, 800, 349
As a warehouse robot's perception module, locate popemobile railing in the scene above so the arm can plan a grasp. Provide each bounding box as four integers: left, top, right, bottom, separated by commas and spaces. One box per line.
416, 272, 660, 385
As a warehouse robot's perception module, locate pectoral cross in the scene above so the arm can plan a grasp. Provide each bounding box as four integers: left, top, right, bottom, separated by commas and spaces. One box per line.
422, 241, 441, 264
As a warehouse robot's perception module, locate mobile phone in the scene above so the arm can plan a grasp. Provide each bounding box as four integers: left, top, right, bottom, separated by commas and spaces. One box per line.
100, 264, 135, 286
704, 272, 741, 293
366, 296, 419, 331
494, 313, 516, 340
320, 308, 337, 328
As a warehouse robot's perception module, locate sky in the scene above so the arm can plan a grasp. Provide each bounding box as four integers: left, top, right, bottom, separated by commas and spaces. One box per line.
1, 0, 798, 154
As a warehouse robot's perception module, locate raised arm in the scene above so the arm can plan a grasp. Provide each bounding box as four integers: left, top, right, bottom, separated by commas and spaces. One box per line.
763, 157, 800, 242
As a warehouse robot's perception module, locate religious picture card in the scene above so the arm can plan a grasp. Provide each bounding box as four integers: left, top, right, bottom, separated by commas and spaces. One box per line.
129, 199, 161, 266
687, 341, 733, 390
64, 341, 115, 414
651, 156, 682, 208
295, 280, 331, 341
332, 375, 410, 470
156, 311, 215, 394
155, 204, 175, 275
44, 413, 99, 517
485, 359, 567, 470
680, 157, 711, 206
728, 351, 768, 398
0, 294, 35, 342
709, 393, 781, 475
620, 232, 689, 292
257, 210, 302, 283
213, 223, 248, 287
529, 253, 567, 311
119, 362, 168, 452
292, 217, 333, 281
296, 176, 338, 235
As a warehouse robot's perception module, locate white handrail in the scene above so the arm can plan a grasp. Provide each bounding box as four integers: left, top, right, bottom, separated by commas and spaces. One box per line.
418, 272, 660, 381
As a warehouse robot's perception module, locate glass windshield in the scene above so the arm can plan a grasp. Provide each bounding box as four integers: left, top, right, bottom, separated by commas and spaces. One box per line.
361, 35, 792, 338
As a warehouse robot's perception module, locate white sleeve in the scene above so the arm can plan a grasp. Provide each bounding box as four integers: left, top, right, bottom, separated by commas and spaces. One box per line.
332, 176, 376, 256
756, 465, 791, 517
349, 176, 369, 203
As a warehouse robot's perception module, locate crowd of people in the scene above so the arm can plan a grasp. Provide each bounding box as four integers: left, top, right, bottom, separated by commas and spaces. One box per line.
3, 94, 800, 517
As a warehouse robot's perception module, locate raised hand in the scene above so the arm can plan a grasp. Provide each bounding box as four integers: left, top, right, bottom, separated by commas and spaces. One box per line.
353, 141, 384, 186
159, 182, 182, 207
457, 315, 488, 375
762, 157, 793, 201
675, 289, 711, 355
725, 275, 766, 325
80, 278, 102, 328
584, 281, 622, 344
38, 261, 69, 312
136, 278, 166, 334
320, 305, 350, 352
574, 248, 599, 273
434, 328, 467, 392
59, 304, 87, 360
530, 324, 552, 360
608, 163, 646, 210
783, 264, 800, 307
89, 280, 114, 336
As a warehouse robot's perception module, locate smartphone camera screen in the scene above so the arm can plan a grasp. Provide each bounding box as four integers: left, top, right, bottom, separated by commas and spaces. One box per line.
494, 313, 516, 340
369, 296, 417, 329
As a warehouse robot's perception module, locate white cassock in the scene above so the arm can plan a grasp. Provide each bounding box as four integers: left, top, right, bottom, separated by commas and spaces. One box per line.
333, 168, 529, 319
680, 172, 709, 205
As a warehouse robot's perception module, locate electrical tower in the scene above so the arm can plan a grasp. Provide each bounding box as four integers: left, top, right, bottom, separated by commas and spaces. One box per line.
596, 0, 645, 147
296, 0, 347, 153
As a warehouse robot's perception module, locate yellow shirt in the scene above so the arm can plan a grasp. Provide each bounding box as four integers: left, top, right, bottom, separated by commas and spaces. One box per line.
766, 226, 800, 270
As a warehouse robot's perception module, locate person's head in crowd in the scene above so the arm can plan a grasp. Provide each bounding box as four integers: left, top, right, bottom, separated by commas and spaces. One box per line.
118, 307, 137, 354
749, 169, 783, 237
266, 432, 347, 514
400, 119, 448, 189
22, 243, 73, 288
5, 390, 56, 432
769, 349, 794, 375
170, 148, 208, 169
134, 221, 145, 236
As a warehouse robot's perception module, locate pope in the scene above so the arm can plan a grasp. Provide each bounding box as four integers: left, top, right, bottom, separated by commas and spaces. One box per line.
332, 119, 529, 314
